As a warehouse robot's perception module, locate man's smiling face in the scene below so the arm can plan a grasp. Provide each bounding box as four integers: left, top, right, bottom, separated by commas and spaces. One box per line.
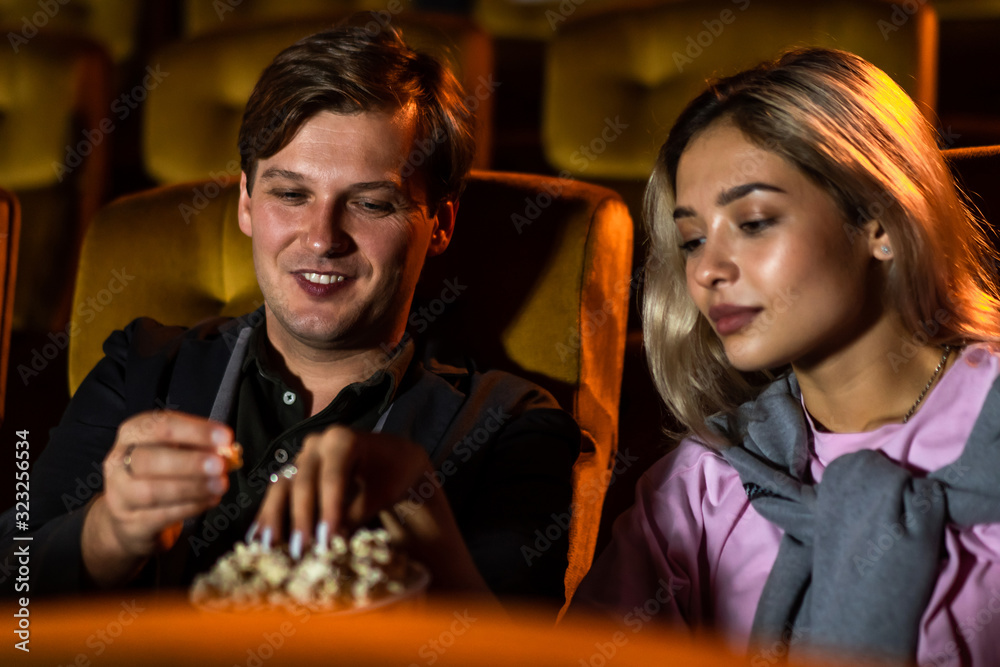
238, 106, 454, 354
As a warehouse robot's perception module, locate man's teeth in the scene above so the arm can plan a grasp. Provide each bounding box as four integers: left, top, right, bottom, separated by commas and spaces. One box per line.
302, 273, 345, 285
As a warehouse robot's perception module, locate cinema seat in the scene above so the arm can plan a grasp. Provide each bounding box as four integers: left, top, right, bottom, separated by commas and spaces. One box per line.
946, 144, 1000, 251
0, 33, 112, 332
143, 14, 495, 185
69, 170, 633, 610
544, 0, 938, 181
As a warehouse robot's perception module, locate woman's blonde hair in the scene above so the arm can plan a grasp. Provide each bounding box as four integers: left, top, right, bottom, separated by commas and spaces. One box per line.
643, 47, 1000, 443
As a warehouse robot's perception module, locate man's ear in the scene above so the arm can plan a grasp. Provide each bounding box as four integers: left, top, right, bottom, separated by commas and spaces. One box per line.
427, 199, 457, 257
238, 172, 253, 238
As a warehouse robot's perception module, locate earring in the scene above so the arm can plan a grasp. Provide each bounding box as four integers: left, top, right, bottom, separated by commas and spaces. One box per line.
881, 245, 891, 256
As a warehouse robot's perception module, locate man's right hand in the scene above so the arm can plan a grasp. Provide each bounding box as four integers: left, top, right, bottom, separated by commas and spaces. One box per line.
81, 411, 235, 587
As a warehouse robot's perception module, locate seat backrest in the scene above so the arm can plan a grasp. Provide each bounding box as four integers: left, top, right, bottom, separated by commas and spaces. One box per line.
544, 0, 938, 180
70, 170, 633, 606
945, 145, 1000, 249
143, 14, 494, 185
182, 0, 383, 37
0, 188, 20, 423
0, 33, 112, 331
0, 0, 142, 64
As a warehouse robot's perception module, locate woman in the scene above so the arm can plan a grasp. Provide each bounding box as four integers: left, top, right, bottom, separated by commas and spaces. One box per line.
574, 48, 1000, 665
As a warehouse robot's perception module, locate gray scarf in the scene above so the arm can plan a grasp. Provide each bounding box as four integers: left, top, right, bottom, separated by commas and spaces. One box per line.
710, 373, 1000, 662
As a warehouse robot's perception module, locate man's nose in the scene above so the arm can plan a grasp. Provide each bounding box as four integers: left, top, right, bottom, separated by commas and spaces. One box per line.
691, 236, 738, 288
303, 202, 351, 255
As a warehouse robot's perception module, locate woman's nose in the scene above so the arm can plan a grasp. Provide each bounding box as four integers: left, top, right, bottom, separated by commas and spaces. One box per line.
690, 236, 738, 288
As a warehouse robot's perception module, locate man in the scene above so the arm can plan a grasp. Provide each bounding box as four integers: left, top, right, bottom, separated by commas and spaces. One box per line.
2, 24, 579, 607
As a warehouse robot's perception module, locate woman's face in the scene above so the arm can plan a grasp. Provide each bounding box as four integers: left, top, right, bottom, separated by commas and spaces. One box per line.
674, 120, 881, 371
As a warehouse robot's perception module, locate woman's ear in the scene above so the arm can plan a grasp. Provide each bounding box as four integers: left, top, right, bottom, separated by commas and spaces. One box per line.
866, 219, 893, 261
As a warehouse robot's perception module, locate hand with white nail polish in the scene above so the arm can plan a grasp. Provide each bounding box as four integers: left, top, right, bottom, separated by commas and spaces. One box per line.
81, 410, 236, 588
253, 425, 497, 597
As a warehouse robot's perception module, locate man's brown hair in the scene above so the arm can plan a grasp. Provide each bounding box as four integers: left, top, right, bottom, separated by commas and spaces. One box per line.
238, 21, 475, 210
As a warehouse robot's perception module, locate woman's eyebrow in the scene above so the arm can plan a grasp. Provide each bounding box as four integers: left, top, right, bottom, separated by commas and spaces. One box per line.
717, 182, 786, 206
673, 205, 696, 220
674, 181, 787, 220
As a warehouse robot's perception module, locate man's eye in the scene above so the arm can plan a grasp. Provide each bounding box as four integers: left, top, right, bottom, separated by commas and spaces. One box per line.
356, 200, 396, 215
270, 189, 306, 203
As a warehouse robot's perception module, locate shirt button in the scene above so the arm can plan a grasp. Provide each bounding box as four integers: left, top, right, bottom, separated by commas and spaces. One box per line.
283, 391, 296, 405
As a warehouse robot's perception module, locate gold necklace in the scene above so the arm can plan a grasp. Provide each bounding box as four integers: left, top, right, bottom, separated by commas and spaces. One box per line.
901, 345, 952, 423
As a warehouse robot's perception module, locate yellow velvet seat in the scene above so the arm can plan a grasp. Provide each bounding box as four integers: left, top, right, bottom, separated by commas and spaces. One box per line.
544, 0, 938, 180
475, 0, 638, 40
0, 33, 112, 331
143, 15, 495, 185
0, 0, 142, 64
182, 0, 385, 37
70, 170, 633, 609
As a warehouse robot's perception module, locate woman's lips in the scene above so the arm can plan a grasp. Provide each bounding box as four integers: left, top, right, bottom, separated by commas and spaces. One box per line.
709, 304, 763, 336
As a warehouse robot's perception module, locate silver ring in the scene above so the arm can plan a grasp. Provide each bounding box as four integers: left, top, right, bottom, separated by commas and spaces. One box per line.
122, 444, 136, 476
269, 464, 297, 484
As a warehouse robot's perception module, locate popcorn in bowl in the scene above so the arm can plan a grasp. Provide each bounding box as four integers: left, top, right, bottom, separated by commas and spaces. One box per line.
190, 527, 429, 613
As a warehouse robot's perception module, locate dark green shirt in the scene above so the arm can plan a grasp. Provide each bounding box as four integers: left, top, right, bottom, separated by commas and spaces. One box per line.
193, 324, 415, 572
234, 325, 412, 480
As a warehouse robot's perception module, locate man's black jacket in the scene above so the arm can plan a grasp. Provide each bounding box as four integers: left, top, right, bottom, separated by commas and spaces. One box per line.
0, 311, 580, 604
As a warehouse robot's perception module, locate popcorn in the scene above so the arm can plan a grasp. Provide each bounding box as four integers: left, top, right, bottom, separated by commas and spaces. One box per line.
218, 442, 244, 471
190, 527, 423, 612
